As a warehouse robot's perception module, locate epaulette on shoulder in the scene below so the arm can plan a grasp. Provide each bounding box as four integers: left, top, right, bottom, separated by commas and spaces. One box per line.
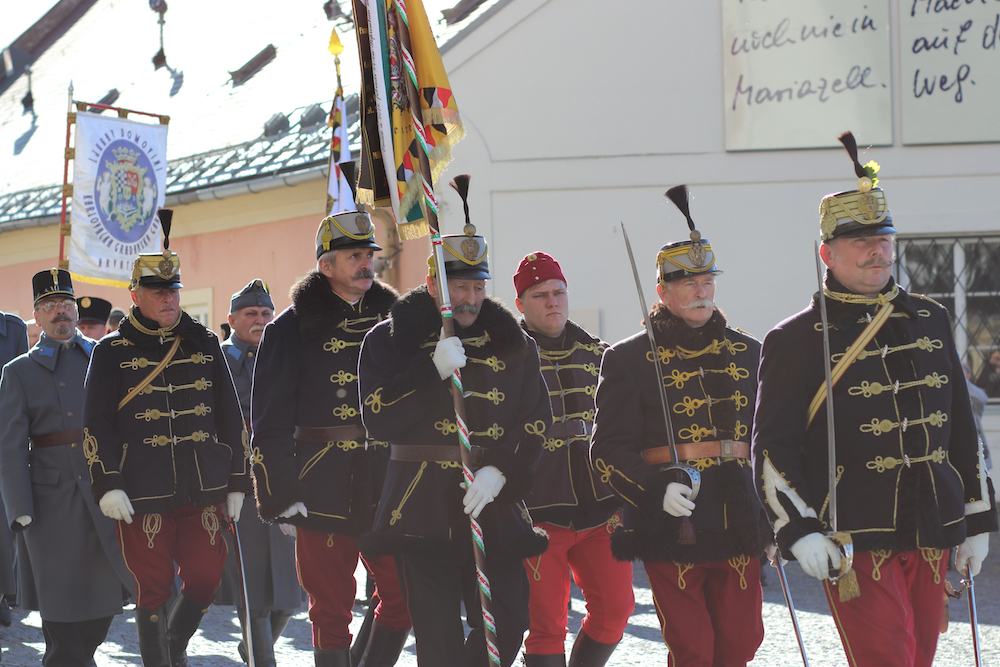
911, 293, 946, 309
733, 327, 759, 341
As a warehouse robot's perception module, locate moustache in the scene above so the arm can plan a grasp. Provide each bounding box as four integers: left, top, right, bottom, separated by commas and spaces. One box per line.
682, 298, 715, 311
52, 315, 72, 323
453, 303, 480, 316
353, 269, 375, 280
859, 258, 892, 269
250, 325, 266, 334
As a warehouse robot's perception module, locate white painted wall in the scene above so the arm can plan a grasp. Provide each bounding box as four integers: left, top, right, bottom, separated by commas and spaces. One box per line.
432, 0, 1000, 345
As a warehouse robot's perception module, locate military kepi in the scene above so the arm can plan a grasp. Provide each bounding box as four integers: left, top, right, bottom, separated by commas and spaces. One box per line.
430, 174, 490, 280
819, 132, 897, 241
131, 209, 183, 289
657, 185, 720, 285
230, 279, 274, 313
77, 296, 112, 324
32, 268, 74, 305
315, 209, 381, 259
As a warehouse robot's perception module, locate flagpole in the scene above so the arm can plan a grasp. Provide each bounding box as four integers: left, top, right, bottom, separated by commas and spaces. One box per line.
58, 82, 74, 269
390, 2, 501, 664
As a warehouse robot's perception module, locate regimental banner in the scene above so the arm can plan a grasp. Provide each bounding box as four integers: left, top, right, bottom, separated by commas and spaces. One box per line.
327, 84, 356, 214
69, 112, 168, 287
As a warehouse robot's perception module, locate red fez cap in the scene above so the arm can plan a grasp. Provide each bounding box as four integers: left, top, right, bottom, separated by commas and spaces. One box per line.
513, 252, 567, 297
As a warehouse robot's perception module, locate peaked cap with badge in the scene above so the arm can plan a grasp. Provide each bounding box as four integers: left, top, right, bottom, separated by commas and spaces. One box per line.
428, 174, 490, 281
229, 280, 274, 314
315, 208, 382, 259
819, 132, 897, 241
130, 209, 182, 289
32, 269, 75, 305
657, 185, 721, 285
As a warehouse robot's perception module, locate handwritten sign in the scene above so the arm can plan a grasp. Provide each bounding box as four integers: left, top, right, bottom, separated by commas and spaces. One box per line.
900, 0, 1000, 144
722, 0, 892, 150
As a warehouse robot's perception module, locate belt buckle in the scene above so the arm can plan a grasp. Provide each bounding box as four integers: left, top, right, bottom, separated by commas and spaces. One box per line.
720, 439, 735, 458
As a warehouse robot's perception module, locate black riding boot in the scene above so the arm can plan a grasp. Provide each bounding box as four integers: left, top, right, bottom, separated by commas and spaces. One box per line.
270, 609, 295, 641
356, 622, 410, 667
349, 604, 375, 665
522, 653, 566, 667
135, 606, 170, 667
166, 594, 208, 667
313, 648, 351, 667
567, 631, 618, 667
239, 614, 277, 667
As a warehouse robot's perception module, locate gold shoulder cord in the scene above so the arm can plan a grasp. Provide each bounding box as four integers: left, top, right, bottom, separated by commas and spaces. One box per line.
805, 287, 898, 429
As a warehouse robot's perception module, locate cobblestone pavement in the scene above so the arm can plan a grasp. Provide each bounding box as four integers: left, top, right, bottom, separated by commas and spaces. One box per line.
1, 533, 996, 666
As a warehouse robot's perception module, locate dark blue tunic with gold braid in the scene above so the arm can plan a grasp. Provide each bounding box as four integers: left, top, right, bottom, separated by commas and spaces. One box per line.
250, 273, 397, 535
83, 309, 251, 514
521, 320, 618, 530
358, 286, 551, 563
592, 306, 771, 564
753, 277, 997, 557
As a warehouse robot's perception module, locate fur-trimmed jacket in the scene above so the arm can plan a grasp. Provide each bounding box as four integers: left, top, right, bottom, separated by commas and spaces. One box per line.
359, 286, 551, 564
250, 272, 398, 534
753, 276, 998, 557
84, 308, 250, 514
521, 320, 619, 530
592, 306, 770, 563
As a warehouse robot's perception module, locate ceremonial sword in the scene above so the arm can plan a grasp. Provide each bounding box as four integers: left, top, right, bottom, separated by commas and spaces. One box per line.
230, 517, 256, 667
946, 566, 983, 667
774, 554, 810, 667
621, 223, 701, 542
814, 242, 854, 580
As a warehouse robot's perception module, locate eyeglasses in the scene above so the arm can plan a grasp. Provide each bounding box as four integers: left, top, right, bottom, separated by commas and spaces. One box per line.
36, 298, 78, 314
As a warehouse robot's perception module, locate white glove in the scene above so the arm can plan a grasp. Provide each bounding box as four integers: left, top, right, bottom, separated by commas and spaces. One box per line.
463, 466, 506, 519
279, 523, 297, 538
14, 515, 31, 528
226, 492, 245, 522
956, 532, 990, 577
99, 490, 135, 524
279, 502, 308, 519
662, 482, 696, 517
790, 532, 841, 580
433, 336, 467, 380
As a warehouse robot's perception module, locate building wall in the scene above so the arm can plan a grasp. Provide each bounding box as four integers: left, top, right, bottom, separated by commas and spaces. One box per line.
0, 178, 433, 331
436, 0, 1000, 344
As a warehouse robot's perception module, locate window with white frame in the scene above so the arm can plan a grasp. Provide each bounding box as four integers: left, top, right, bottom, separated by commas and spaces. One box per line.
895, 235, 1000, 399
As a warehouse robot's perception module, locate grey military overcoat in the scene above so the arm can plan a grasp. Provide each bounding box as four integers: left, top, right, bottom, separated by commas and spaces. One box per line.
0, 313, 28, 598
0, 332, 134, 622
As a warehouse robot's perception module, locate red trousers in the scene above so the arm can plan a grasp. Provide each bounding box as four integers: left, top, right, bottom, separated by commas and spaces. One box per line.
523, 523, 634, 654
295, 527, 410, 650
117, 503, 228, 611
824, 548, 947, 667
645, 558, 763, 667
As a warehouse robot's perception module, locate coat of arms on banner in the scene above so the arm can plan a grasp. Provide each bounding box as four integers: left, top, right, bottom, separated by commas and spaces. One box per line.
69, 112, 168, 287
97, 143, 158, 235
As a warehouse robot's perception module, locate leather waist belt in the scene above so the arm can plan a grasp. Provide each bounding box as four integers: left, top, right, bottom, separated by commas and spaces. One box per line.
293, 424, 366, 442
31, 430, 82, 448
390, 444, 485, 466
641, 440, 750, 465
547, 418, 592, 440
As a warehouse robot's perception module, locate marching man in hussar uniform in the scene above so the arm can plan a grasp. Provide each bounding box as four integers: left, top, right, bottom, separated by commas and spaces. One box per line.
358, 177, 551, 666
752, 133, 997, 667
513, 252, 634, 667
83, 210, 251, 667
219, 279, 301, 667
250, 210, 410, 667
591, 187, 772, 666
